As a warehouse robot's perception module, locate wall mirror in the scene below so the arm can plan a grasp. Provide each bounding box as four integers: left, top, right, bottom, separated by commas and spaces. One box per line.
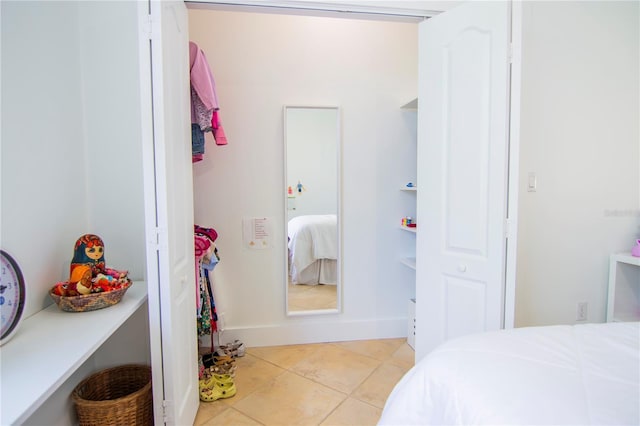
284, 106, 341, 315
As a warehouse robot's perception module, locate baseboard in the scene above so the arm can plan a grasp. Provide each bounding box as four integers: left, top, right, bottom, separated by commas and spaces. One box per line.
213, 317, 408, 348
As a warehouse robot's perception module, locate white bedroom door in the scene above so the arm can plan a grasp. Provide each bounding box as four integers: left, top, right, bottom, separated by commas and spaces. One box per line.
139, 0, 199, 424
415, 1, 514, 361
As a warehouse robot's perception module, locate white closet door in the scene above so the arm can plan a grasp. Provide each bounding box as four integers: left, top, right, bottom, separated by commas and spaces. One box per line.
415, 1, 512, 361
140, 0, 198, 424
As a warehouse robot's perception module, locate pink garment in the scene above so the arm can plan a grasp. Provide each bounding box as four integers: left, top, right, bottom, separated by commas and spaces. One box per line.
189, 42, 218, 112
195, 225, 218, 243
189, 41, 230, 147
194, 235, 212, 310
211, 111, 228, 145
189, 41, 219, 138
195, 235, 211, 258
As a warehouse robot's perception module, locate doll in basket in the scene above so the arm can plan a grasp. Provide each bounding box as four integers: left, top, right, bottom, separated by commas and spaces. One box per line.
52, 234, 129, 296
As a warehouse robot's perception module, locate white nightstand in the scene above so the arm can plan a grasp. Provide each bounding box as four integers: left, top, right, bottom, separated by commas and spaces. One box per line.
606, 253, 640, 322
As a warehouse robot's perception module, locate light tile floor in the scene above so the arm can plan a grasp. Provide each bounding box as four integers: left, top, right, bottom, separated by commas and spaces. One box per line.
195, 338, 414, 426
287, 283, 337, 311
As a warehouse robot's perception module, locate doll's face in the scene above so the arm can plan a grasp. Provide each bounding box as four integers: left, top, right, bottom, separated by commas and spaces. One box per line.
85, 245, 104, 260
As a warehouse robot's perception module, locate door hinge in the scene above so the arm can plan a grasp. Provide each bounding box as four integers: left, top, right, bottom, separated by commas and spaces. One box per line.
149, 227, 166, 250
162, 399, 171, 423
509, 43, 521, 65
142, 14, 154, 40
504, 218, 512, 239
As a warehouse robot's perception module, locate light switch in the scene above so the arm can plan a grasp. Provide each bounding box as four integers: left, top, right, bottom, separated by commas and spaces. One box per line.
527, 172, 537, 192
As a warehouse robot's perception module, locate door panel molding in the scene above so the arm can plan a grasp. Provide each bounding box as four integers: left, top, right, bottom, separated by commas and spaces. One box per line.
416, 1, 512, 361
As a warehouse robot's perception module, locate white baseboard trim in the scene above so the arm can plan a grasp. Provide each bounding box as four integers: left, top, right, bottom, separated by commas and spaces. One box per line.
213, 317, 407, 348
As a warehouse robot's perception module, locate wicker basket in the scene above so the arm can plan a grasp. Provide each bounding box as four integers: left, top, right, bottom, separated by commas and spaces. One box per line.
72, 364, 153, 426
50, 280, 132, 312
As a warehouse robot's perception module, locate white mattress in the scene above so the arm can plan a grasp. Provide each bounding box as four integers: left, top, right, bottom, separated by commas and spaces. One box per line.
288, 214, 337, 285
379, 322, 639, 425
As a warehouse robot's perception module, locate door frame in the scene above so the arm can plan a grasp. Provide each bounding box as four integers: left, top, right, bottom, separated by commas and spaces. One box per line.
182, 1, 521, 325
185, 0, 446, 20
182, 0, 521, 331
504, 0, 522, 329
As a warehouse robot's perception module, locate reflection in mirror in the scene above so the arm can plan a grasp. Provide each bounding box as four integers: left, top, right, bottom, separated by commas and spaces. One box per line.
284, 106, 340, 315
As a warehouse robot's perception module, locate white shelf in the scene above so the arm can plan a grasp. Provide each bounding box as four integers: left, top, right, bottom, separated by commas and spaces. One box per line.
0, 281, 148, 425
611, 252, 640, 266
400, 186, 417, 192
401, 98, 418, 110
400, 225, 417, 233
606, 253, 640, 323
400, 257, 416, 270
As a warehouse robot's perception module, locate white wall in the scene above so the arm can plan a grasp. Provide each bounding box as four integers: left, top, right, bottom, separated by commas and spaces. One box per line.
77, 1, 146, 281
515, 1, 640, 326
2, 1, 87, 317
2, 1, 150, 422
1, 1, 146, 318
286, 107, 338, 220
189, 9, 418, 345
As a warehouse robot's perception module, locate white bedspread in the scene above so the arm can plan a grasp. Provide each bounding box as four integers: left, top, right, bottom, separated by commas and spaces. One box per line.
288, 214, 337, 284
288, 214, 338, 270
379, 322, 639, 425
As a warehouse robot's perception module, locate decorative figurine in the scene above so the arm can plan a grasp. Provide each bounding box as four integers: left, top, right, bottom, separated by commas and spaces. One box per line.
52, 234, 129, 297
70, 234, 128, 281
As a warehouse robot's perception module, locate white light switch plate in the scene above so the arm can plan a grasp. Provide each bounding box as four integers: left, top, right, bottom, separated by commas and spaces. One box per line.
527, 172, 537, 192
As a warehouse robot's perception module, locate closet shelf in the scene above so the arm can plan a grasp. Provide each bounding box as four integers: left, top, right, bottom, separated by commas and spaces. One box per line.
0, 281, 148, 425
400, 225, 417, 233
400, 257, 417, 270
401, 98, 418, 110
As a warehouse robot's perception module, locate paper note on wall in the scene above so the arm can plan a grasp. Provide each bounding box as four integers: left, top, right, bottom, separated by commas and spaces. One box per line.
242, 217, 272, 249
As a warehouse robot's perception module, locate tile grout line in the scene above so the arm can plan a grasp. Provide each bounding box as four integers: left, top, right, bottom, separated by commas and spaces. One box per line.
212, 341, 412, 426
237, 349, 349, 426
229, 405, 267, 425
314, 359, 389, 426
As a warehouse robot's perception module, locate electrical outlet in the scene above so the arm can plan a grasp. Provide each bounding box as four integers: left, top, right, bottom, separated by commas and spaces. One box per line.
577, 302, 588, 321
218, 312, 226, 331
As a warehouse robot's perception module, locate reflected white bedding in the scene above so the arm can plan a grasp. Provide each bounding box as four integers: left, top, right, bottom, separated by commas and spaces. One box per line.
379, 322, 639, 425
288, 214, 337, 285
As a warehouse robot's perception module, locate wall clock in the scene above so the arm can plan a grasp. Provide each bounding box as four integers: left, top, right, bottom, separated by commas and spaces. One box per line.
1, 250, 26, 346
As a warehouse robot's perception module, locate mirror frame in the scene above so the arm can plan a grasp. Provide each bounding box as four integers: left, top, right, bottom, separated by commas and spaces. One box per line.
283, 105, 342, 316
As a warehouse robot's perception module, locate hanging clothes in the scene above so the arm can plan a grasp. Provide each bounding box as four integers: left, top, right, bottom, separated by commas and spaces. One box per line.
194, 225, 220, 338
211, 111, 227, 146
189, 41, 229, 162
192, 124, 205, 162
189, 42, 218, 123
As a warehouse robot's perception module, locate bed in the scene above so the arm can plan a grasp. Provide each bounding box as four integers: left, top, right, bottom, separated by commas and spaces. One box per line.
379, 321, 639, 425
287, 214, 337, 285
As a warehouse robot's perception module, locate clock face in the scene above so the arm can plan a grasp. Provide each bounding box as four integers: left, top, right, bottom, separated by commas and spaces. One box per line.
1, 250, 25, 344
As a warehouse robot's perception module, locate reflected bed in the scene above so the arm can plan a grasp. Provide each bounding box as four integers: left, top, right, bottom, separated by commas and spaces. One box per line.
288, 214, 337, 285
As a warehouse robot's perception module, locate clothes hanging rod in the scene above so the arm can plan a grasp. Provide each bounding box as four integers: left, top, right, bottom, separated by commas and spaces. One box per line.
185, 1, 440, 21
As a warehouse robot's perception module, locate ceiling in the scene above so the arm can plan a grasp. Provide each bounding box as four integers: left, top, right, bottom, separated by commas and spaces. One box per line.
186, 0, 466, 20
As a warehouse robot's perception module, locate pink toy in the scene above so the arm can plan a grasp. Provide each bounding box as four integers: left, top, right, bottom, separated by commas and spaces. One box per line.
631, 239, 640, 257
